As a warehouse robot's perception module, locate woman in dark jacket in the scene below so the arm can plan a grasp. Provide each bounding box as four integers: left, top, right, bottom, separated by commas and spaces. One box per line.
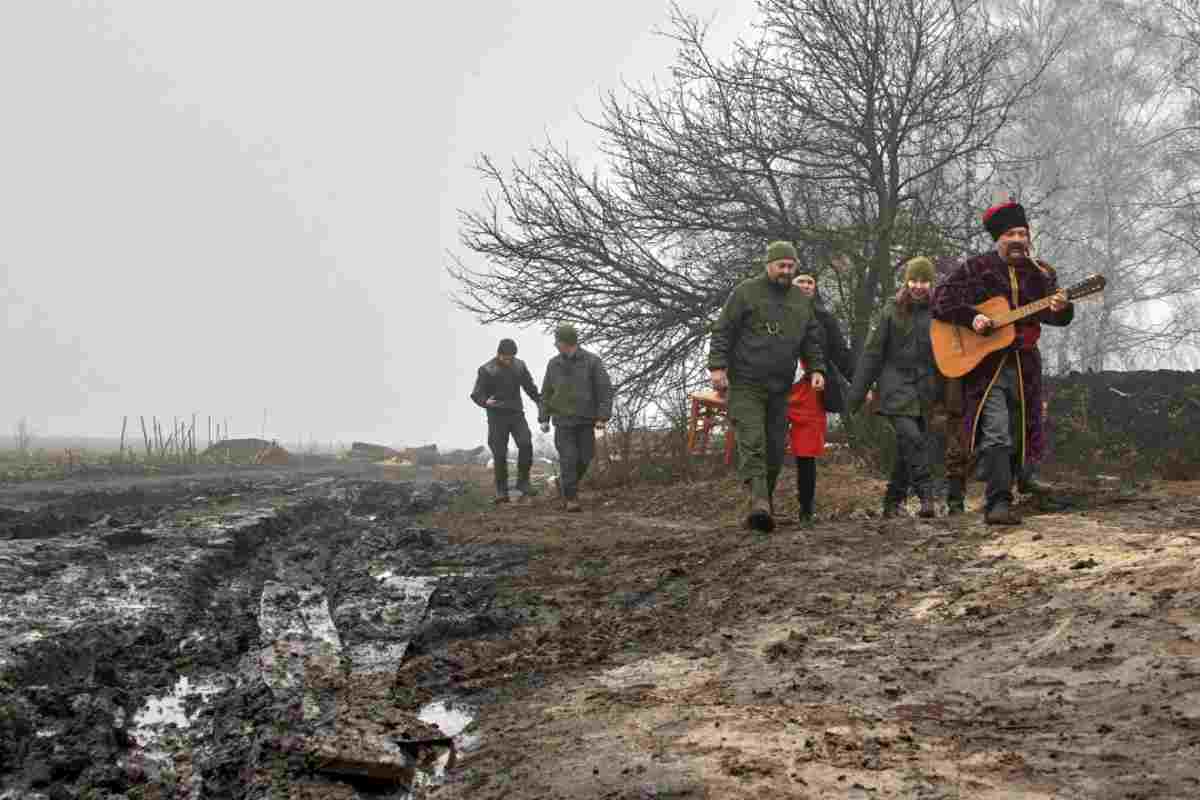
788, 272, 854, 523
847, 257, 939, 518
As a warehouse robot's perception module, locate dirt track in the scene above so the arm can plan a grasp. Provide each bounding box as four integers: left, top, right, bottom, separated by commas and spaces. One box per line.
2, 463, 1199, 798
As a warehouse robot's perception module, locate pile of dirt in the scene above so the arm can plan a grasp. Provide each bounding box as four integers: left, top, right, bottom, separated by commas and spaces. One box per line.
1046, 369, 1200, 478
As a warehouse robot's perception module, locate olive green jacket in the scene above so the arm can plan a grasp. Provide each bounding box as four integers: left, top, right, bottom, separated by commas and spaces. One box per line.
847, 302, 937, 417
707, 274, 826, 394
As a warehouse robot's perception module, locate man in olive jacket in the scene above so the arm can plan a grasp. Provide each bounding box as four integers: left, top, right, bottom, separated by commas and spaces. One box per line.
708, 240, 826, 532
538, 324, 614, 512
471, 338, 542, 503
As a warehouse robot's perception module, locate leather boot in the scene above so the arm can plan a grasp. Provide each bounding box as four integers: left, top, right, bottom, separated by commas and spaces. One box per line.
748, 496, 774, 532
984, 447, 1022, 525
946, 477, 965, 515
918, 485, 936, 518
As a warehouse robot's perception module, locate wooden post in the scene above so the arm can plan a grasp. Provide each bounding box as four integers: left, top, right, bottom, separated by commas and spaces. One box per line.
119, 416, 128, 458
140, 416, 150, 457
208, 415, 212, 449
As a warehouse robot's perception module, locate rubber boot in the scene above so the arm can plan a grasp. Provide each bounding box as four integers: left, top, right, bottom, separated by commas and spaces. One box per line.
984, 447, 1022, 525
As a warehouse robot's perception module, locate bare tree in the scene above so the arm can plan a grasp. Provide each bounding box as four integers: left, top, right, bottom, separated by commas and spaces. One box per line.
453, 0, 1055, 409
996, 0, 1200, 370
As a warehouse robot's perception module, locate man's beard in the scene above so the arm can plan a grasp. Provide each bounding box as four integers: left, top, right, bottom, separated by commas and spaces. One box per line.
769, 273, 793, 287
1003, 243, 1028, 264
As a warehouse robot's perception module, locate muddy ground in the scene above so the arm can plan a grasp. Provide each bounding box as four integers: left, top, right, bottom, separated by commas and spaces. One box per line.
2, 459, 1199, 799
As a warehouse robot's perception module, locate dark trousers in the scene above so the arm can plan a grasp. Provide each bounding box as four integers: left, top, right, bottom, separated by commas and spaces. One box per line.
727, 382, 790, 499
554, 423, 595, 499
488, 411, 532, 494
978, 361, 1022, 508
886, 415, 932, 501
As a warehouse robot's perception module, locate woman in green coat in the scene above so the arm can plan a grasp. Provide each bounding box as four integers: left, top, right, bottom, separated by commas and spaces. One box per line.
847, 257, 939, 518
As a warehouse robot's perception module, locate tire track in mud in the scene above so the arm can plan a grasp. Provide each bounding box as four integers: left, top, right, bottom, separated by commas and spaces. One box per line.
0, 475, 525, 799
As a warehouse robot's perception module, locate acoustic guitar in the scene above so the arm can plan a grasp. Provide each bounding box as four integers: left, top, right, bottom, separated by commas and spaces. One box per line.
930, 273, 1106, 378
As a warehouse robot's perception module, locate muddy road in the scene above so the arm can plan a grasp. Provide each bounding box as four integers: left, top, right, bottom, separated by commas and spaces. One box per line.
2, 463, 1200, 798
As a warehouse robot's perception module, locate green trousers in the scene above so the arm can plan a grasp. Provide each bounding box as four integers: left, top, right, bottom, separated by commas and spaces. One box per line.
727, 381, 790, 500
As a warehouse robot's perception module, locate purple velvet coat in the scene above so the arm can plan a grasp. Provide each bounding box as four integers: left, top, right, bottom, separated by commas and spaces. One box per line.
930, 252, 1074, 466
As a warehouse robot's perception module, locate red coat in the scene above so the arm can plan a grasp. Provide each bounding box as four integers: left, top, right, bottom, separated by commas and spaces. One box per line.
787, 378, 826, 457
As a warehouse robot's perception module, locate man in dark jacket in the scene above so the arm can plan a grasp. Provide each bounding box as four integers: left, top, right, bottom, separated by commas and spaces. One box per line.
708, 240, 826, 532
538, 324, 614, 512
848, 257, 939, 519
470, 338, 542, 504
931, 201, 1072, 525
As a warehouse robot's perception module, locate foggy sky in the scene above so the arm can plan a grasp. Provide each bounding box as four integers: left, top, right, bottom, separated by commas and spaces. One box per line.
1, 1, 756, 450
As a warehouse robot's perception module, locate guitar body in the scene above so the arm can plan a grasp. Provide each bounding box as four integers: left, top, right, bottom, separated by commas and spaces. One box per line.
930, 296, 1015, 378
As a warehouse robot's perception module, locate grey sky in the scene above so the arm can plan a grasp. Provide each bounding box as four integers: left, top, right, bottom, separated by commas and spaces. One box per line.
1, 1, 756, 450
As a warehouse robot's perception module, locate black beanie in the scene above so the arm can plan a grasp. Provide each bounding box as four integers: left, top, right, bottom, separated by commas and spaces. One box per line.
497, 338, 518, 355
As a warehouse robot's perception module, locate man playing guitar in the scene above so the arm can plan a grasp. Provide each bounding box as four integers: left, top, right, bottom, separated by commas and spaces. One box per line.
930, 200, 1072, 524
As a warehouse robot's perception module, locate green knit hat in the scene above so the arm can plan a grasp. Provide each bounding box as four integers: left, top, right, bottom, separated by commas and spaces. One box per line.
555, 324, 578, 345
903, 256, 936, 283
765, 240, 798, 264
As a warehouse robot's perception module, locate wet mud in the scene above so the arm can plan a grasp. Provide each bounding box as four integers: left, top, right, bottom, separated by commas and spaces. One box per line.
4, 462, 1200, 798
0, 469, 516, 799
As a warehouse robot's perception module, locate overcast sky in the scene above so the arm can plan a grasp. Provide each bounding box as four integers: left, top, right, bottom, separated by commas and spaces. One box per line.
1, 1, 757, 450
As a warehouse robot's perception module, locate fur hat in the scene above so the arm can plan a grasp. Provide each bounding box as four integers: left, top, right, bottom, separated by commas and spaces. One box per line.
765, 240, 798, 263
903, 256, 936, 283
983, 202, 1029, 240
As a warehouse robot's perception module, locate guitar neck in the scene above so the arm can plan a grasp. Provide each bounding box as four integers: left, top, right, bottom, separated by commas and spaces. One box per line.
992, 295, 1056, 327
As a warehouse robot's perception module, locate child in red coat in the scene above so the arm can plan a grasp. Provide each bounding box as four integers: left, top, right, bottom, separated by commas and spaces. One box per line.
787, 272, 854, 523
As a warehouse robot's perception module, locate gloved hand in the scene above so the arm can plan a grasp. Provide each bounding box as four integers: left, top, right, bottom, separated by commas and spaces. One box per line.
539, 421, 550, 434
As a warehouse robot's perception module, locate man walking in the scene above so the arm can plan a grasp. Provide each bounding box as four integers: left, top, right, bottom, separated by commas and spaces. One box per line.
708, 240, 826, 532
538, 324, 613, 512
931, 200, 1073, 524
470, 338, 541, 504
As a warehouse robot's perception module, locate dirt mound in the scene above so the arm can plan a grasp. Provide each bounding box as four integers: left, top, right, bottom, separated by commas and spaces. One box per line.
1046, 369, 1200, 478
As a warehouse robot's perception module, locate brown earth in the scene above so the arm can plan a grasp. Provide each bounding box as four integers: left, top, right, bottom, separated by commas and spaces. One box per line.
2, 458, 1200, 798
411, 463, 1200, 799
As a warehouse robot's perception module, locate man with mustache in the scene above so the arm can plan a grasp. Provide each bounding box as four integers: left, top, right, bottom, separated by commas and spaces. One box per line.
847, 257, 940, 519
931, 201, 1073, 525
708, 240, 827, 532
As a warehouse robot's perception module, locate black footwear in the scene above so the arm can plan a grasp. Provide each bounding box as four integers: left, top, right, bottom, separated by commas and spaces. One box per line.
515, 481, 539, 497
493, 495, 511, 505
748, 497, 774, 532
985, 502, 1022, 525
946, 478, 965, 515
797, 510, 814, 527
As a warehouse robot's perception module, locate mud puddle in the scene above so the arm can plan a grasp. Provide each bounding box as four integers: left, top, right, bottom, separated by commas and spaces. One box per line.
0, 471, 527, 799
